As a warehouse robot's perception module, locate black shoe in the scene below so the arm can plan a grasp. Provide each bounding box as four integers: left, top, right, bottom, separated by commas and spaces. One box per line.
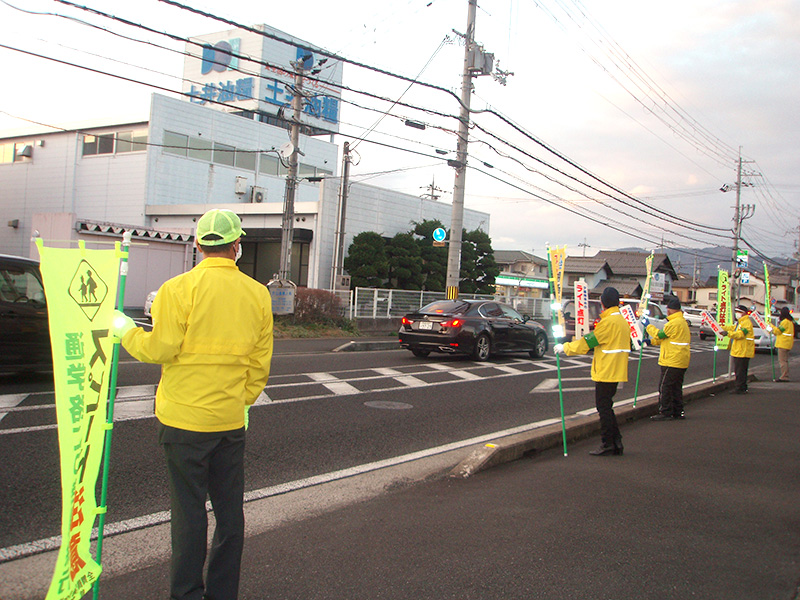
650, 414, 673, 421
673, 412, 685, 420
734, 389, 748, 395
589, 443, 616, 456
613, 437, 624, 455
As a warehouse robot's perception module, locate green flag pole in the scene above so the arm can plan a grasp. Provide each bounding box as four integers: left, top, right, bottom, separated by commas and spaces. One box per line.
546, 246, 568, 457
713, 344, 718, 382
632, 253, 654, 408
93, 231, 131, 600
632, 339, 645, 408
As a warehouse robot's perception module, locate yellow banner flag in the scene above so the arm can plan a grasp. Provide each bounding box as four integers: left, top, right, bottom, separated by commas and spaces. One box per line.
548, 246, 567, 332
716, 269, 732, 350
36, 240, 121, 600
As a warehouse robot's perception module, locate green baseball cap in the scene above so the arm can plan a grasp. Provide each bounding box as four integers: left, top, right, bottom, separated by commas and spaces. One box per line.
196, 209, 246, 246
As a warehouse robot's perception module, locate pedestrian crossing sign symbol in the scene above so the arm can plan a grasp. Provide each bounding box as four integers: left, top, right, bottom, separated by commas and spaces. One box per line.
68, 259, 109, 321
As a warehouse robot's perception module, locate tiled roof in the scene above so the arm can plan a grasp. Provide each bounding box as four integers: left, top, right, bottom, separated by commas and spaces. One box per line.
591, 279, 641, 297
593, 250, 676, 278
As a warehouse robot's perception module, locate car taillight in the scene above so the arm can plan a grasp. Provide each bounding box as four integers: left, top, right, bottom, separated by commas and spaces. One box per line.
402, 316, 413, 326
441, 318, 462, 328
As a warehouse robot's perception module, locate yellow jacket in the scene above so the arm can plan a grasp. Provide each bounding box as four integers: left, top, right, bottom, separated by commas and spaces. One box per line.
770, 318, 795, 350
646, 311, 691, 369
123, 257, 273, 432
723, 314, 755, 358
564, 306, 630, 383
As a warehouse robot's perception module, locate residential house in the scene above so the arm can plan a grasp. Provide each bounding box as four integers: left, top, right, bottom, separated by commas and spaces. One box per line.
494, 250, 550, 298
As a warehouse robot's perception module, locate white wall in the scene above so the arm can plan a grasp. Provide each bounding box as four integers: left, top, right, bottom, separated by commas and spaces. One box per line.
145, 94, 337, 210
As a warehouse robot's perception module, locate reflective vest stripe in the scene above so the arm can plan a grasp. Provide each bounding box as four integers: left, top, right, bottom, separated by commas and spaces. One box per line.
601, 349, 631, 354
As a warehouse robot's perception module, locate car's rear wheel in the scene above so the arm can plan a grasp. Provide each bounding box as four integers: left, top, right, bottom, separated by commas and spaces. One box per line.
529, 333, 547, 359
411, 349, 430, 358
472, 333, 491, 361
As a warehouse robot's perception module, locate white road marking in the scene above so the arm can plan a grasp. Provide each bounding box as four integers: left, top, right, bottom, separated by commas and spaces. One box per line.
0, 394, 27, 423
394, 375, 428, 387
323, 381, 361, 395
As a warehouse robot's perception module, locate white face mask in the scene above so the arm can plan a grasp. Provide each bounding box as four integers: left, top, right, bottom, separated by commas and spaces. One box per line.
235, 243, 242, 263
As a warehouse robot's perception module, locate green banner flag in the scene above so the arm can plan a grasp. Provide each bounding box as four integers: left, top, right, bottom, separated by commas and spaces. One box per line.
764, 263, 771, 314
716, 269, 732, 350
36, 240, 121, 600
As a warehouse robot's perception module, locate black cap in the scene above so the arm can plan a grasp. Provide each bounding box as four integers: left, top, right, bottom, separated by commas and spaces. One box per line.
600, 287, 620, 309
734, 305, 748, 314
666, 296, 681, 310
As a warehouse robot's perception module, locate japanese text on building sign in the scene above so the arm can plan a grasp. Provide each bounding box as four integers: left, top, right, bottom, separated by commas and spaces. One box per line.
189, 77, 254, 105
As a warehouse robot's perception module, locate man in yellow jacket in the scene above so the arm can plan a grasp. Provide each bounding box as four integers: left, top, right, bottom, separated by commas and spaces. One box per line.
770, 306, 795, 382
646, 296, 690, 421
114, 209, 273, 600
554, 287, 630, 456
722, 305, 755, 394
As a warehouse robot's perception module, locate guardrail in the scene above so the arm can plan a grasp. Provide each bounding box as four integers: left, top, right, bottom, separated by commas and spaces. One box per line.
350, 287, 549, 320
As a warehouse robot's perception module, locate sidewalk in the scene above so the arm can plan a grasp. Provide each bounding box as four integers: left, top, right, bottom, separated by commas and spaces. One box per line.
95, 364, 800, 600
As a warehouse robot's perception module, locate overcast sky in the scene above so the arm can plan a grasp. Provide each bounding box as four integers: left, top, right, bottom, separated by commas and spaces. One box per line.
2, 0, 799, 269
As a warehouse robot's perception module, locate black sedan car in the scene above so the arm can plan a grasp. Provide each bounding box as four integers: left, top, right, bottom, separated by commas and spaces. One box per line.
0, 254, 51, 374
399, 299, 548, 361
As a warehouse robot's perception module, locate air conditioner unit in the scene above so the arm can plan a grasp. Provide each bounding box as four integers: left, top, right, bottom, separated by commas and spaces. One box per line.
250, 186, 265, 203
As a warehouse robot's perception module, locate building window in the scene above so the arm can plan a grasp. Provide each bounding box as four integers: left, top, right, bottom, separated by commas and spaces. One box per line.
0, 142, 16, 163
235, 149, 256, 171
116, 129, 148, 153
82, 134, 115, 156
709, 292, 718, 301
163, 131, 189, 156
259, 153, 286, 176
212, 142, 235, 167
187, 136, 212, 161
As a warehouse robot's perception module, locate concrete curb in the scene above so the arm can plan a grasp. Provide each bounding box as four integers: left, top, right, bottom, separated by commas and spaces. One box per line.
450, 375, 744, 478
333, 340, 399, 352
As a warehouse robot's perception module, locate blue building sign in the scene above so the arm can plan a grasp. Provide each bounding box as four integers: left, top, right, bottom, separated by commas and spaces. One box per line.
189, 77, 254, 105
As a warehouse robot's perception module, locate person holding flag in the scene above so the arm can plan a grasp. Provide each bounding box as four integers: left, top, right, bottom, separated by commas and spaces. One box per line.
769, 306, 795, 382
112, 209, 273, 600
721, 305, 755, 394
645, 295, 691, 420
554, 287, 630, 456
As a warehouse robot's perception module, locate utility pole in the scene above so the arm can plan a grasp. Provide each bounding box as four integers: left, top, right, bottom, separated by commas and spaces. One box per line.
445, 0, 478, 300
446, 0, 497, 299
330, 141, 351, 290
278, 59, 306, 281
578, 238, 589, 257
421, 177, 443, 201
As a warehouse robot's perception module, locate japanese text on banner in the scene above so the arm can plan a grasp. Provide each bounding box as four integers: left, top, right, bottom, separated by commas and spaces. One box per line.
36, 242, 120, 600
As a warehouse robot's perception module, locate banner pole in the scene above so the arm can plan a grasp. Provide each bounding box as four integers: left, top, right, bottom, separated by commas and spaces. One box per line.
633, 253, 654, 408
93, 231, 131, 600
713, 345, 718, 382
546, 246, 568, 457
632, 327, 647, 408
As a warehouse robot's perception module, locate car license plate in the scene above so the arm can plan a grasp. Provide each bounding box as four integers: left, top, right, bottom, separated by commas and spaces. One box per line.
418, 321, 433, 330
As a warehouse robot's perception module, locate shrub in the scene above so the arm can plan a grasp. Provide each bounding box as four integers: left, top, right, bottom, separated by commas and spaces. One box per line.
293, 288, 345, 324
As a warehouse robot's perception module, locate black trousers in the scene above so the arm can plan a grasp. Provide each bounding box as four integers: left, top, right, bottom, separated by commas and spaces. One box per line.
657, 366, 686, 416
595, 381, 621, 445
159, 424, 246, 600
733, 356, 750, 392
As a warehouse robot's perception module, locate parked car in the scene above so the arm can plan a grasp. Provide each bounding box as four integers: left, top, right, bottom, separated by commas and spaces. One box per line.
682, 307, 705, 328
0, 254, 51, 374
560, 298, 602, 342
699, 317, 777, 352
399, 299, 548, 361
144, 289, 157, 319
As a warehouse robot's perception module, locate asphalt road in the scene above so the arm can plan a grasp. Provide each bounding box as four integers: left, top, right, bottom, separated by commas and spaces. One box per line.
0, 338, 781, 554
1, 347, 796, 600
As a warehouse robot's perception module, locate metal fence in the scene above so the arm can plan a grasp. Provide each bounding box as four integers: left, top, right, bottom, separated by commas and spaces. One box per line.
349, 287, 549, 320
